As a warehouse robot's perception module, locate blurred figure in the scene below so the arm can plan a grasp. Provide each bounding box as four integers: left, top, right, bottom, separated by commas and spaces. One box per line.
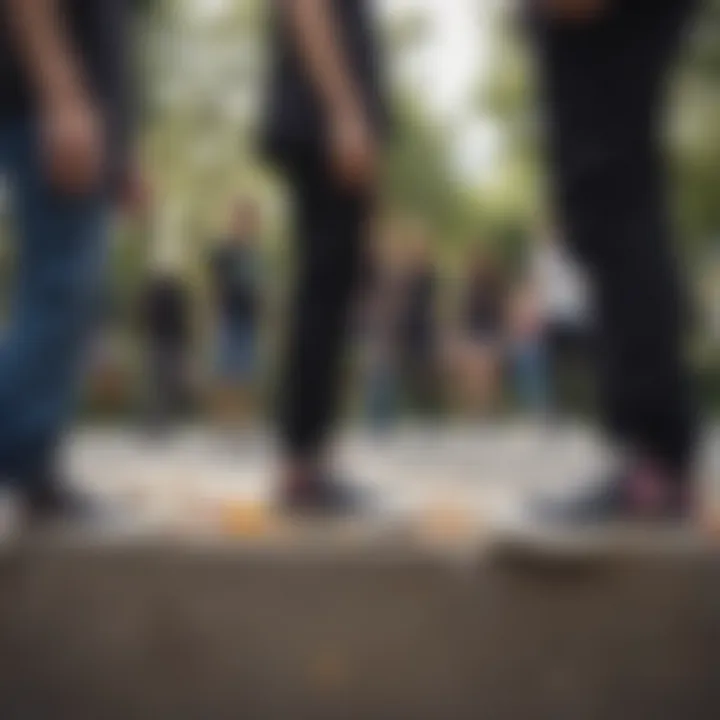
0, 0, 132, 521
532, 224, 593, 420
359, 221, 405, 435
139, 242, 193, 435
208, 198, 264, 431
395, 223, 443, 419
86, 279, 129, 416
262, 0, 390, 514
508, 274, 549, 420
706, 252, 720, 350
506, 0, 701, 549
453, 247, 506, 418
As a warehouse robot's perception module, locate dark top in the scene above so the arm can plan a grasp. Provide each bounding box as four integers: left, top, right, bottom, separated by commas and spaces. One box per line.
358, 258, 404, 350
398, 268, 437, 358
0, 0, 133, 172
462, 275, 506, 339
140, 274, 191, 348
262, 0, 391, 161
209, 241, 262, 327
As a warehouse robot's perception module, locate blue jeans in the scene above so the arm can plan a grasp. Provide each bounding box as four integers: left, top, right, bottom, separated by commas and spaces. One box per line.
216, 319, 257, 383
512, 339, 550, 416
0, 119, 108, 485
364, 359, 399, 434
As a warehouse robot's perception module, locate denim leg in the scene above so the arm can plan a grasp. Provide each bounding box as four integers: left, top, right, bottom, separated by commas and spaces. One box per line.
514, 341, 550, 416
0, 120, 108, 484
365, 360, 398, 433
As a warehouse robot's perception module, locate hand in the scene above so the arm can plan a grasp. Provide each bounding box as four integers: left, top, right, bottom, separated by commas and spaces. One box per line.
41, 92, 105, 195
328, 107, 379, 191
117, 161, 151, 219
542, 0, 608, 23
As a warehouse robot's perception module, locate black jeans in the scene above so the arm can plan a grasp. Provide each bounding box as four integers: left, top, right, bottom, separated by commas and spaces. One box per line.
546, 320, 594, 417
532, 0, 699, 476
146, 339, 188, 430
279, 153, 372, 460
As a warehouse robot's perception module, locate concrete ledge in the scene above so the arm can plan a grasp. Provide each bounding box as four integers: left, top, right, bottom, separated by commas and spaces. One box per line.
0, 541, 718, 720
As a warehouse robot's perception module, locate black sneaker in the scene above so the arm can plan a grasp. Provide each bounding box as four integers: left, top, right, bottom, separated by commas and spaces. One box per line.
21, 479, 111, 531
279, 473, 373, 519
492, 462, 695, 562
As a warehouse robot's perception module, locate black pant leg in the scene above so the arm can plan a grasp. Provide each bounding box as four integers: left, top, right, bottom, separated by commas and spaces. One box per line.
533, 1, 699, 475
547, 324, 572, 415
279, 156, 371, 460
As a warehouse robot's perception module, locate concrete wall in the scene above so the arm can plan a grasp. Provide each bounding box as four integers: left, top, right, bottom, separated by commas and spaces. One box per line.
0, 542, 718, 719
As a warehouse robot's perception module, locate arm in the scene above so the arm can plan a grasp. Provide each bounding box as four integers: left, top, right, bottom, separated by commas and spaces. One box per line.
7, 0, 104, 193
280, 0, 378, 187
281, 0, 363, 122
541, 0, 609, 23
6, 0, 87, 107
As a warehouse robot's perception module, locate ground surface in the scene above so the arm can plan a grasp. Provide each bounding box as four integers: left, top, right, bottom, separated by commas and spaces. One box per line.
1, 424, 718, 720
54, 422, 720, 550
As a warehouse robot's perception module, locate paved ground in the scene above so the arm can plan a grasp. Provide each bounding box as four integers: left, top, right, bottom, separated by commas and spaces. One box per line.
0, 423, 716, 720
48, 422, 718, 548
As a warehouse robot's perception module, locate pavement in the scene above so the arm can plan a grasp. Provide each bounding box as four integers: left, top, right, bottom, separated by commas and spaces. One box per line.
1, 423, 718, 719
45, 421, 719, 551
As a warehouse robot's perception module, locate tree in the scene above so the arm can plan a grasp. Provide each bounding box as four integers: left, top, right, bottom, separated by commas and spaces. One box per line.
673, 0, 720, 255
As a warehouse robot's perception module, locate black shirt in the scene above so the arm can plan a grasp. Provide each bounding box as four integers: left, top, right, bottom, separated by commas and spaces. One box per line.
0, 0, 132, 166
463, 279, 505, 338
262, 0, 391, 161
140, 274, 191, 348
209, 241, 262, 327
399, 268, 437, 357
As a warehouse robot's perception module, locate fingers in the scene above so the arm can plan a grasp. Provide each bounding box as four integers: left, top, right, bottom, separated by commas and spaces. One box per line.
330, 114, 379, 191
43, 100, 105, 196
118, 163, 151, 218
334, 144, 377, 190
541, 0, 608, 23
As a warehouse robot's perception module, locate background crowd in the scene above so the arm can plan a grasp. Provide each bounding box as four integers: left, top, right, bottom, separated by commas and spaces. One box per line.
2, 0, 720, 436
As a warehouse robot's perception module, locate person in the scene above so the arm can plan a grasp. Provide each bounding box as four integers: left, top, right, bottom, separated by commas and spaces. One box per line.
208, 199, 264, 429
394, 223, 443, 419
453, 247, 507, 418
504, 0, 701, 550
508, 273, 549, 420
0, 0, 133, 521
86, 279, 128, 416
532, 224, 593, 419
359, 220, 406, 435
262, 0, 391, 514
138, 255, 193, 434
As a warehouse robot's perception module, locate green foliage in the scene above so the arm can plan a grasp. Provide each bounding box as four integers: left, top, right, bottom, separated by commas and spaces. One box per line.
477, 1, 720, 259
383, 99, 469, 242
673, 0, 720, 256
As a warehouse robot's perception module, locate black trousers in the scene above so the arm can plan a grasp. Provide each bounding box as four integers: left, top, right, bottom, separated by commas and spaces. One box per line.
532, 0, 699, 476
279, 153, 371, 459
546, 320, 594, 417
146, 339, 189, 429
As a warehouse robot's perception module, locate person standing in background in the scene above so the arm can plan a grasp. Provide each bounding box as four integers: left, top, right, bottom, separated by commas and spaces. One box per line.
359, 221, 406, 436
395, 225, 443, 420
262, 0, 391, 514
139, 250, 193, 435
0, 0, 133, 521
508, 272, 549, 420
502, 0, 702, 551
453, 247, 507, 418
208, 198, 264, 431
532, 224, 593, 420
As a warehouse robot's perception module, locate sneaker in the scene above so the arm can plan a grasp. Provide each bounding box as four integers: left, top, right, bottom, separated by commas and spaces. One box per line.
20, 477, 121, 535
279, 473, 373, 519
491, 460, 695, 562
